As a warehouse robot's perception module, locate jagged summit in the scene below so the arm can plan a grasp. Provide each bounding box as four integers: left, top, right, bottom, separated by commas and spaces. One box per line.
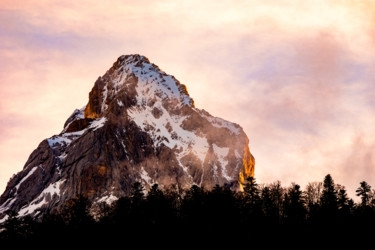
0, 54, 254, 222
84, 54, 194, 120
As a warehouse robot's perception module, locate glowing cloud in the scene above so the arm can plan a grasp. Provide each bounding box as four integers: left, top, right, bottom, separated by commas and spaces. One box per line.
1, 0, 375, 199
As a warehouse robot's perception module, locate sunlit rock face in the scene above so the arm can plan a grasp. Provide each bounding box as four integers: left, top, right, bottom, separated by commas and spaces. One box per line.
0, 54, 255, 221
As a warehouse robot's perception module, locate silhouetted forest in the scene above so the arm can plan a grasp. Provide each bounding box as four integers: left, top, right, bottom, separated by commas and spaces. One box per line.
1, 174, 375, 245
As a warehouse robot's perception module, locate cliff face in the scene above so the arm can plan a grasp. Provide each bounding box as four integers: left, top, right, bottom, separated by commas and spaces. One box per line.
0, 54, 254, 221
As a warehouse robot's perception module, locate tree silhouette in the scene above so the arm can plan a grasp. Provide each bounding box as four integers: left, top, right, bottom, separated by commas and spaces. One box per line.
284, 184, 306, 225
336, 185, 351, 213
3, 178, 375, 243
181, 184, 206, 224
356, 181, 371, 207
129, 181, 146, 230
64, 195, 94, 227
243, 177, 260, 206
269, 181, 285, 222
305, 182, 322, 206
241, 177, 263, 233
2, 211, 21, 240
320, 174, 338, 212
130, 181, 145, 205
145, 184, 172, 229
261, 186, 274, 217
206, 184, 239, 233
260, 185, 280, 234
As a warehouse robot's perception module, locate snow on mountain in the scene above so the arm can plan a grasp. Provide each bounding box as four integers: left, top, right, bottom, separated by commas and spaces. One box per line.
0, 54, 255, 221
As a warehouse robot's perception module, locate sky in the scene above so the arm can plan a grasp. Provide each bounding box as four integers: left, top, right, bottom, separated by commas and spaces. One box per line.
1, 0, 375, 200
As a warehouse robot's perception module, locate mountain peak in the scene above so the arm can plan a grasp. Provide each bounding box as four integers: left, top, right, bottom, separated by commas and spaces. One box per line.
0, 55, 254, 222
118, 54, 151, 64
84, 54, 194, 119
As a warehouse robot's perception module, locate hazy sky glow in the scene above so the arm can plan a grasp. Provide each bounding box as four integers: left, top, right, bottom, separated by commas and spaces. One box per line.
1, 0, 375, 199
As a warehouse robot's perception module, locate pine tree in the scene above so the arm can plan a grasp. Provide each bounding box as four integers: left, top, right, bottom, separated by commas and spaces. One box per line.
261, 186, 274, 217
356, 181, 371, 207
317, 174, 340, 237
284, 184, 306, 225
243, 177, 260, 206
320, 174, 338, 212
181, 185, 207, 234
64, 195, 94, 232
337, 185, 349, 212
129, 181, 146, 227
242, 177, 263, 231
269, 181, 285, 222
146, 184, 169, 227
2, 210, 21, 240
130, 181, 145, 204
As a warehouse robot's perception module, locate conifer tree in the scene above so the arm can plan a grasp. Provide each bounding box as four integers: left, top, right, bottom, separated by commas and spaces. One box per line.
2, 210, 21, 240
129, 181, 146, 226
337, 185, 349, 211
356, 181, 371, 207
243, 177, 260, 206
269, 181, 285, 221
131, 181, 145, 204
284, 184, 306, 225
242, 177, 263, 230
320, 174, 338, 212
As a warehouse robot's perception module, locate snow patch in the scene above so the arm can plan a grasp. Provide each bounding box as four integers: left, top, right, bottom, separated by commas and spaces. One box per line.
213, 144, 229, 159
235, 149, 241, 159
58, 152, 67, 161
62, 106, 86, 133
140, 167, 153, 186
97, 194, 118, 205
18, 179, 65, 216
89, 117, 107, 131
50, 116, 106, 149
14, 165, 40, 192
47, 136, 72, 147
47, 130, 86, 149
0, 215, 9, 224
212, 144, 231, 182
117, 99, 124, 107
0, 198, 17, 214
63, 129, 86, 137
200, 112, 241, 136
128, 105, 210, 164
103, 55, 193, 110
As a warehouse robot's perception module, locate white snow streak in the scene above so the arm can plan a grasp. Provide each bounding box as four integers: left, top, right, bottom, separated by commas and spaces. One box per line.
128, 105, 210, 163
89, 117, 107, 131
47, 136, 72, 147
213, 144, 231, 181
200, 112, 241, 136
18, 179, 65, 216
97, 194, 118, 205
14, 165, 40, 192
117, 99, 124, 107
140, 167, 153, 186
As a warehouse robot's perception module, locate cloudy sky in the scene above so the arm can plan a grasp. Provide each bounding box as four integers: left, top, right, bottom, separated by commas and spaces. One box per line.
1, 0, 375, 199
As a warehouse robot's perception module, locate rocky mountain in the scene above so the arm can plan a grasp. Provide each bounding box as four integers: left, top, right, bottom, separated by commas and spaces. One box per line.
0, 54, 255, 221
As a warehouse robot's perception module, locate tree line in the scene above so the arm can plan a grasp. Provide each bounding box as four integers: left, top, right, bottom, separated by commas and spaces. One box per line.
1, 174, 375, 244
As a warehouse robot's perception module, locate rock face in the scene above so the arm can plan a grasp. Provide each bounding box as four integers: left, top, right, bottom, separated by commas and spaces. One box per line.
0, 54, 255, 221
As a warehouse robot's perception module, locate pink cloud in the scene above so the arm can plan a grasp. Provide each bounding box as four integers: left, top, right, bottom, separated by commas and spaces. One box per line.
1, 0, 375, 199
